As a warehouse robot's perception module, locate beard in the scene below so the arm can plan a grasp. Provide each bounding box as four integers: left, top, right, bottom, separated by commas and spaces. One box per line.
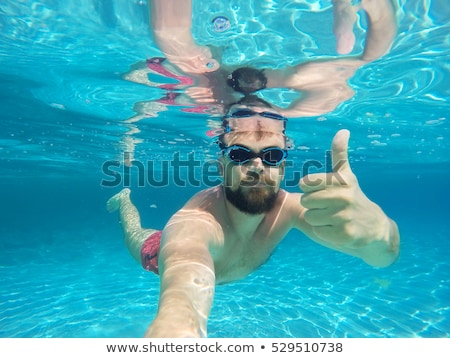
224, 185, 279, 215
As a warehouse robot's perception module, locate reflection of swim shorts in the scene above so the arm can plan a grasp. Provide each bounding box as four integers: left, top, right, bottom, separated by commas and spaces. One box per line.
140, 231, 162, 274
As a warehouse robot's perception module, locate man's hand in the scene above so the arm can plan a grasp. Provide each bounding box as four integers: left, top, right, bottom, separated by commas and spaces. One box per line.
299, 130, 398, 265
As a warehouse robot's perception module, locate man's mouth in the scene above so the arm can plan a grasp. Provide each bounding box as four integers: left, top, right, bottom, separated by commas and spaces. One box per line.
241, 177, 275, 187
242, 182, 265, 188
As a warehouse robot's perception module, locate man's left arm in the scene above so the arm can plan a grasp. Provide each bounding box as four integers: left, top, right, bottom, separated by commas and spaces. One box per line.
294, 129, 400, 267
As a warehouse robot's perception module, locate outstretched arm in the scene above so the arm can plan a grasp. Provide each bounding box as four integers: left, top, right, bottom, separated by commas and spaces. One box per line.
149, 0, 220, 74
294, 130, 400, 268
145, 210, 224, 338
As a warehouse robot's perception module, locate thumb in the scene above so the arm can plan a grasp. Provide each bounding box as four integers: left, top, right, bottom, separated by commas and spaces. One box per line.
332, 0, 358, 54
331, 129, 351, 173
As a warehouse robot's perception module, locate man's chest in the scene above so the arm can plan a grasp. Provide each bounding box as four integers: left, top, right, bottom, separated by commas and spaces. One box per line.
213, 223, 291, 284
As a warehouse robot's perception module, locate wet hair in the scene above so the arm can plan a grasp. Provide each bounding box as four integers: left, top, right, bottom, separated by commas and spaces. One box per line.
227, 67, 268, 94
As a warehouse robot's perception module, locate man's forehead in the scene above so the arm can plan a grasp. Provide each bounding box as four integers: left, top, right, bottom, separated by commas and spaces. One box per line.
226, 115, 285, 134
226, 131, 285, 148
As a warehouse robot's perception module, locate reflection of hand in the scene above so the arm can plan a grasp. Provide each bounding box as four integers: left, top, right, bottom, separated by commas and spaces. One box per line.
125, 101, 168, 123
299, 130, 391, 252
185, 86, 216, 104
165, 44, 220, 74
195, 45, 221, 73
332, 0, 358, 54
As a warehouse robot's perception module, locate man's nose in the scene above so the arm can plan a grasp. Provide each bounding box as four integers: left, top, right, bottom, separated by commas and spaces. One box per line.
246, 157, 264, 173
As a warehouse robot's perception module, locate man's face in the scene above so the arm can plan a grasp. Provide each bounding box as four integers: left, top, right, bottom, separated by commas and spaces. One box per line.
219, 107, 287, 215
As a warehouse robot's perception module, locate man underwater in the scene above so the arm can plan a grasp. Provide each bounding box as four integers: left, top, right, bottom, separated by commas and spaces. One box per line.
108, 97, 400, 337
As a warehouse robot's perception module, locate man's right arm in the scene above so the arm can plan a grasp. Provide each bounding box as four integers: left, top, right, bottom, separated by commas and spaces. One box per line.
149, 0, 220, 74
144, 209, 224, 338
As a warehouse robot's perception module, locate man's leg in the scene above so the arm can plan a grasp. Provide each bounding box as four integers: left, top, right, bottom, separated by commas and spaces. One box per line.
107, 188, 161, 273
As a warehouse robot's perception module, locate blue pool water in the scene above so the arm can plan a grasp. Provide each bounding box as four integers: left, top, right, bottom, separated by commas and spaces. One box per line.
1, 0, 449, 338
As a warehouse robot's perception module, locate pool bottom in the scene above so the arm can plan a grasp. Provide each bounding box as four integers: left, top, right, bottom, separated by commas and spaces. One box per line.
1, 216, 448, 338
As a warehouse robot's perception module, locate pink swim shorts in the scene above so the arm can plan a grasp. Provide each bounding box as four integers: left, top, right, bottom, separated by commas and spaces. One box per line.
140, 231, 162, 274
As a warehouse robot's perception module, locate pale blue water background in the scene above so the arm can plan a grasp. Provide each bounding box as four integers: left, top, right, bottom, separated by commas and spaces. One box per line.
1, 0, 449, 338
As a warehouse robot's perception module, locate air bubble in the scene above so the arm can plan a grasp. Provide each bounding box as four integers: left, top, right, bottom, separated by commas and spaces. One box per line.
212, 16, 230, 32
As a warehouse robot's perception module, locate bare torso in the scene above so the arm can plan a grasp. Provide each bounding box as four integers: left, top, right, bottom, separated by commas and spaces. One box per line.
181, 186, 302, 284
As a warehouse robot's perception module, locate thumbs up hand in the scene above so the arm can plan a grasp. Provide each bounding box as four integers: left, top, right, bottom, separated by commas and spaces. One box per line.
299, 130, 399, 265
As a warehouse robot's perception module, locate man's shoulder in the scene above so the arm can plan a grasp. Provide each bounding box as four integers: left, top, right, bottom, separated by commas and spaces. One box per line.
280, 190, 304, 214
170, 186, 224, 225
280, 189, 302, 201
184, 186, 222, 208
165, 186, 225, 247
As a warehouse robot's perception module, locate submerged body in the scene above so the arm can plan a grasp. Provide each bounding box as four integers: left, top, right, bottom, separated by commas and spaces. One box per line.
108, 123, 400, 337
108, 0, 400, 338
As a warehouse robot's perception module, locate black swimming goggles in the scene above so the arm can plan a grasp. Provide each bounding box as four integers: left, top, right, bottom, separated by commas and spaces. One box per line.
223, 144, 288, 166
225, 108, 287, 122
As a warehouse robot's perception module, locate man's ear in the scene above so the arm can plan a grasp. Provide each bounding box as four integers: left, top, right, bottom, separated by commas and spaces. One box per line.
278, 161, 286, 178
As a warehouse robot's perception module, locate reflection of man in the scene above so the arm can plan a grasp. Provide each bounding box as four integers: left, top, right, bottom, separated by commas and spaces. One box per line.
124, 0, 398, 118
107, 97, 400, 337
